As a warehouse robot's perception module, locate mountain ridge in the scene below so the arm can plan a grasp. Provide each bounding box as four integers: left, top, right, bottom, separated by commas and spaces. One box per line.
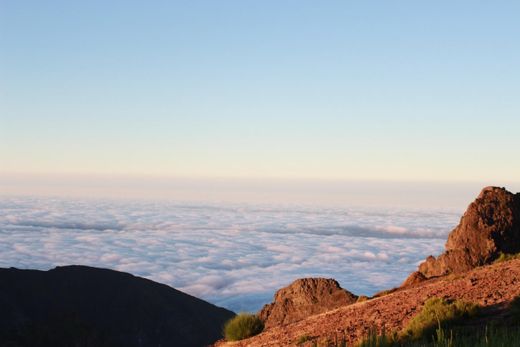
214, 258, 520, 346
0, 265, 235, 347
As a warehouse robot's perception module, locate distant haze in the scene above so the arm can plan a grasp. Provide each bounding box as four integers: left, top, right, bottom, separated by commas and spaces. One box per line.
2, 174, 519, 210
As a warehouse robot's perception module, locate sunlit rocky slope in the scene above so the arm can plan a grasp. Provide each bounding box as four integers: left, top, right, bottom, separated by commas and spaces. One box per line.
215, 186, 520, 346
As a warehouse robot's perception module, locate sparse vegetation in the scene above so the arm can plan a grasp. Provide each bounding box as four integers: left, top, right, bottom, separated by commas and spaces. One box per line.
351, 295, 520, 347
223, 313, 264, 341
353, 325, 520, 347
296, 334, 313, 344
402, 297, 478, 340
288, 297, 520, 347
357, 295, 369, 303
356, 329, 395, 347
493, 252, 520, 264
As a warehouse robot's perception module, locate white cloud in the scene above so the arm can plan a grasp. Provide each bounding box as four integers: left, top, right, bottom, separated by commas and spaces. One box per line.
0, 196, 459, 312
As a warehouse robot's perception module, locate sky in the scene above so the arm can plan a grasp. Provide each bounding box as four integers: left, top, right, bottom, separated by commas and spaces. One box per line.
1, 1, 520, 200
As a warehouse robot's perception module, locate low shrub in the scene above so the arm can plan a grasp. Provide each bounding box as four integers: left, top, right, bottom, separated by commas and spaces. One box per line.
296, 334, 313, 344
402, 297, 478, 341
357, 295, 370, 303
493, 252, 520, 264
223, 313, 264, 341
430, 325, 520, 347
356, 329, 395, 347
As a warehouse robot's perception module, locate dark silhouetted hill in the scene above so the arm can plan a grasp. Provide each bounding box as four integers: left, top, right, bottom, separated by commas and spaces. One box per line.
0, 265, 234, 347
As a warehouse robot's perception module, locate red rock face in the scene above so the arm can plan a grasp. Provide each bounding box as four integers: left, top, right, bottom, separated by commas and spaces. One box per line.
258, 278, 358, 328
409, 186, 520, 281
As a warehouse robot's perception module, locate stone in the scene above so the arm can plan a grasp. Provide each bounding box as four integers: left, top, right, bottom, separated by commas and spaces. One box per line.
258, 278, 357, 328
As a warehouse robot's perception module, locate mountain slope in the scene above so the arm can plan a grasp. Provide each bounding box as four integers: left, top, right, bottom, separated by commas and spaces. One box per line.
0, 265, 234, 347
215, 259, 520, 346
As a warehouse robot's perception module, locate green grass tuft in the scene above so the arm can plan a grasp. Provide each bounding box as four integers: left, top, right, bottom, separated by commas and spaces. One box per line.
493, 252, 520, 264
354, 325, 520, 347
223, 313, 264, 341
402, 297, 478, 340
296, 334, 313, 344
357, 329, 396, 347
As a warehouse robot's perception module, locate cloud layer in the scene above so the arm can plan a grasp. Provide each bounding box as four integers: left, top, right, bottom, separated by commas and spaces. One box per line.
0, 196, 459, 312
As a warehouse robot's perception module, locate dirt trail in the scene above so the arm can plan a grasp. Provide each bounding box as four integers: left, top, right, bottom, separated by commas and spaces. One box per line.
215, 259, 520, 346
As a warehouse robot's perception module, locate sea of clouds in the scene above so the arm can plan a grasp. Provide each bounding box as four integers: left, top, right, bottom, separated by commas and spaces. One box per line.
0, 196, 460, 312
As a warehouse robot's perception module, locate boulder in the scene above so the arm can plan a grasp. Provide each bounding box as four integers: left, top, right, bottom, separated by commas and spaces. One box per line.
258, 278, 357, 328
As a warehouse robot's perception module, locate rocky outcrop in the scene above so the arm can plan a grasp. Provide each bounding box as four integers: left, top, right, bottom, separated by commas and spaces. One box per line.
258, 278, 357, 328
403, 186, 520, 285
0, 265, 235, 347
211, 186, 520, 346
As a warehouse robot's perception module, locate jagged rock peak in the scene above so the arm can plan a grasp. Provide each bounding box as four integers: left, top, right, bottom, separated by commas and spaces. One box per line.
258, 278, 357, 329
403, 186, 520, 285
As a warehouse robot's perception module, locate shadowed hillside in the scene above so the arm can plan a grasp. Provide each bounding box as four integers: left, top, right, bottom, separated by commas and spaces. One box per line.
0, 265, 235, 347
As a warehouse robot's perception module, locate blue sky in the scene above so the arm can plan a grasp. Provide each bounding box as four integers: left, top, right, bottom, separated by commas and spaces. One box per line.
1, 1, 519, 185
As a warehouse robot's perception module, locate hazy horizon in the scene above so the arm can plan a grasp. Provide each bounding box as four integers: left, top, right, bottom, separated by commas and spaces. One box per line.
2, 173, 520, 209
